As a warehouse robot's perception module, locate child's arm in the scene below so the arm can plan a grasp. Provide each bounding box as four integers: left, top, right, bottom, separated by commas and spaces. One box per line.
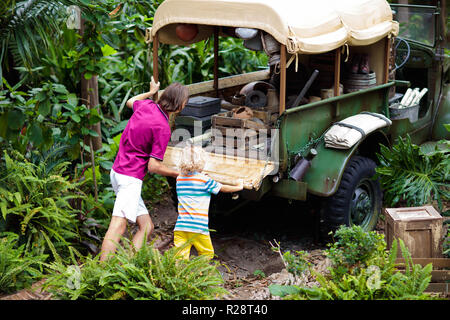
219, 179, 244, 193
126, 77, 160, 109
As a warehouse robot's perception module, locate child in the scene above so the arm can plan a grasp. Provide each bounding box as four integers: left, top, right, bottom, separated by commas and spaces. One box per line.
174, 145, 243, 260
100, 78, 189, 261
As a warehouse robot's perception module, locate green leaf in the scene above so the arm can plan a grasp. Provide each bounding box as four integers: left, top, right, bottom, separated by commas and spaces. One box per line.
7, 110, 25, 130
1, 202, 7, 219
38, 99, 51, 117
268, 284, 300, 297
28, 123, 43, 146
84, 72, 93, 80
67, 94, 78, 107
36, 91, 47, 102
101, 44, 118, 57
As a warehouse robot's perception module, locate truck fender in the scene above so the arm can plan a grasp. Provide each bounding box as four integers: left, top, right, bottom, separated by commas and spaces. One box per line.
431, 83, 450, 140
303, 130, 390, 197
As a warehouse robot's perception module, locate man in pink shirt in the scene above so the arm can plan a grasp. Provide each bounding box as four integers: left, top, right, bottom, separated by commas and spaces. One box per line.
100, 78, 189, 261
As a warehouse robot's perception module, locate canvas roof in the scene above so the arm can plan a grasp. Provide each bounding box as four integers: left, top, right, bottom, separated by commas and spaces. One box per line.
151, 0, 399, 54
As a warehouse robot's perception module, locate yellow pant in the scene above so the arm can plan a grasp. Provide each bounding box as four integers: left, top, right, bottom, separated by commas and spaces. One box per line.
173, 231, 214, 260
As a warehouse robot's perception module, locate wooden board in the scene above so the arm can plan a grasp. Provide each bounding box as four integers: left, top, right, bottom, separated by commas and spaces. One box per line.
212, 110, 271, 130
162, 146, 276, 190
164, 69, 270, 96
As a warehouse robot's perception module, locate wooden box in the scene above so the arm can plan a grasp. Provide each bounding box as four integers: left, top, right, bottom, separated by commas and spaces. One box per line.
385, 206, 444, 258
211, 110, 270, 131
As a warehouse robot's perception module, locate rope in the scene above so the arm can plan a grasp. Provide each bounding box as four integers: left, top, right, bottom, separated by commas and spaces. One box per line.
145, 27, 153, 44
286, 26, 302, 72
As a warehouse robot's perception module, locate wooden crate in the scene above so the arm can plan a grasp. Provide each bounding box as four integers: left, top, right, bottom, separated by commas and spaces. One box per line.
385, 206, 444, 258
395, 258, 450, 298
211, 110, 270, 131
209, 126, 270, 160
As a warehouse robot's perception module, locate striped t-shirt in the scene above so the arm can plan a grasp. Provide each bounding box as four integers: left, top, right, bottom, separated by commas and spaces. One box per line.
175, 172, 222, 235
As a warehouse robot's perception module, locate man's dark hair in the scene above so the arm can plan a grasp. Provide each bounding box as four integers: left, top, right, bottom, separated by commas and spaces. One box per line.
158, 82, 189, 113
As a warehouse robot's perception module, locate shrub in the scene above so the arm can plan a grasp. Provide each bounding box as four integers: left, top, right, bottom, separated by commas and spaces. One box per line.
0, 150, 86, 258
269, 226, 438, 300
326, 225, 386, 276
43, 239, 228, 300
0, 232, 47, 294
375, 134, 449, 210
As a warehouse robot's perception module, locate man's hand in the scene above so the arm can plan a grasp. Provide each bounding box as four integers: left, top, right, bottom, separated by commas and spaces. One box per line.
149, 76, 160, 95
126, 77, 161, 109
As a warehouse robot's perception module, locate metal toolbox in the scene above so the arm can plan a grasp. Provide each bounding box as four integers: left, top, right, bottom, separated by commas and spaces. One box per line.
179, 96, 221, 117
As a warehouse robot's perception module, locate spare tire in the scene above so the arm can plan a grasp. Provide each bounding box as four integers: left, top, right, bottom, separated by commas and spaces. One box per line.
245, 90, 267, 108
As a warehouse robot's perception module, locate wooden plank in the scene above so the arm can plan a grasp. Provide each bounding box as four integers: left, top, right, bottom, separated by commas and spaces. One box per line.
279, 44, 286, 114
162, 146, 276, 189
334, 47, 341, 97
175, 70, 270, 96
212, 126, 260, 137
212, 114, 269, 130
396, 258, 450, 268
396, 269, 450, 282
425, 283, 449, 296
430, 270, 450, 282
384, 37, 391, 84
152, 32, 159, 101
213, 27, 219, 97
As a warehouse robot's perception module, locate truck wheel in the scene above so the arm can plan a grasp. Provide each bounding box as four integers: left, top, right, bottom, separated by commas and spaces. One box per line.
321, 156, 382, 236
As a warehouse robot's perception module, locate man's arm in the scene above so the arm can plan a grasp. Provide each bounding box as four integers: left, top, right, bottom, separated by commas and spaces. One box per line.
147, 157, 179, 178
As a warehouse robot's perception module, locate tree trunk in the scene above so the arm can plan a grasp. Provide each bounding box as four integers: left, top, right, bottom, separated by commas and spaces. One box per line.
80, 17, 102, 151
81, 74, 102, 151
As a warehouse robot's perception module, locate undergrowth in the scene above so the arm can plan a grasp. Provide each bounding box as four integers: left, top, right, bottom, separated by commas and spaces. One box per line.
269, 225, 439, 300
43, 238, 228, 300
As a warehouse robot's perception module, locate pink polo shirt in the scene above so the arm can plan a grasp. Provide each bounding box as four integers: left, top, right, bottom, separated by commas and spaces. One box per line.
112, 99, 171, 181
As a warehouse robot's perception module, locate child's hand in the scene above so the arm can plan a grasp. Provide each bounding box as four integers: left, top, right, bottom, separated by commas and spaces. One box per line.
150, 76, 160, 94
235, 179, 244, 190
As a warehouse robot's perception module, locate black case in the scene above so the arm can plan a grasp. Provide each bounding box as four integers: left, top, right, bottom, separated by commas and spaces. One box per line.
179, 96, 221, 117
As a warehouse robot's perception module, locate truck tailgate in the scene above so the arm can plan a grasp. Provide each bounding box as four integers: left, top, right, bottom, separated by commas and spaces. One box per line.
162, 146, 276, 190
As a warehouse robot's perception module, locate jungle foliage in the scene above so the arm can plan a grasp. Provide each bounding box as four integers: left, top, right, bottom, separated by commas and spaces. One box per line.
269, 225, 438, 300
43, 238, 228, 300
0, 0, 267, 296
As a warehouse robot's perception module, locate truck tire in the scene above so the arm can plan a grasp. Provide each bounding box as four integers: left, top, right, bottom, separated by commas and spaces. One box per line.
321, 155, 382, 237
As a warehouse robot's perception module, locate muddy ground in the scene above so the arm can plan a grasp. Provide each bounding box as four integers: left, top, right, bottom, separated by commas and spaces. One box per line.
149, 195, 342, 300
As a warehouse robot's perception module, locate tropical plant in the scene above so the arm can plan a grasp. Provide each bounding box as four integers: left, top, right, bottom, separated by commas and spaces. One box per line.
0, 149, 86, 257
375, 134, 449, 210
0, 0, 69, 83
0, 232, 47, 294
443, 209, 450, 258
269, 226, 438, 300
43, 238, 228, 300
326, 225, 386, 276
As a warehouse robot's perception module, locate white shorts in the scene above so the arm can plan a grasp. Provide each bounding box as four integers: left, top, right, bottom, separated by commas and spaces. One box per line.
110, 169, 149, 223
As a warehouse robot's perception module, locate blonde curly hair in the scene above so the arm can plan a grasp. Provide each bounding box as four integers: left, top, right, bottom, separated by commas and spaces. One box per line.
178, 145, 207, 175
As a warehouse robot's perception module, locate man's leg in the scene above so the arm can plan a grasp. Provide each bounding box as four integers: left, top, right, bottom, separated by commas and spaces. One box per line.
132, 214, 154, 251
99, 216, 127, 261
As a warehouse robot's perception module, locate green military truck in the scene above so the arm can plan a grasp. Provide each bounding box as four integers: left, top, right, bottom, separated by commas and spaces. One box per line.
148, 0, 449, 234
